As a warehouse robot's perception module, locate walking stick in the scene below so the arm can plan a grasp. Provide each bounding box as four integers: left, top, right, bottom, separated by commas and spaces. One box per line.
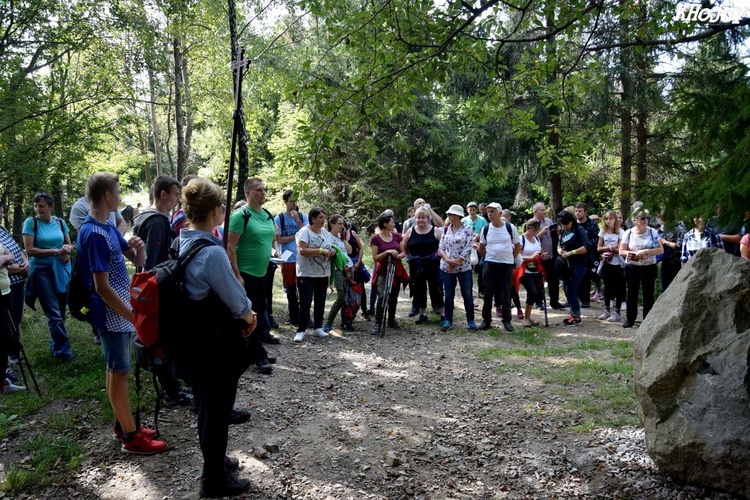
541, 277, 549, 328
6, 309, 42, 397
379, 256, 397, 337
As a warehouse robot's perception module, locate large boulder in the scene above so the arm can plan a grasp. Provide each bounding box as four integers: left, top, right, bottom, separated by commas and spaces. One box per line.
634, 248, 750, 496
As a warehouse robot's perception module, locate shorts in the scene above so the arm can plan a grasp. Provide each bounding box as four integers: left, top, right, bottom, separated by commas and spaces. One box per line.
98, 329, 133, 375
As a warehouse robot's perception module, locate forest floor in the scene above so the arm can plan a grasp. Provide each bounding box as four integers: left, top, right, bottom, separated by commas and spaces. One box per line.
3, 288, 739, 499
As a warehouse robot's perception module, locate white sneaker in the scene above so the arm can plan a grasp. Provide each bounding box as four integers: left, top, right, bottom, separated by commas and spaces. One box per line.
312, 328, 329, 338
620, 302, 627, 311
3, 378, 26, 393
607, 312, 622, 322
294, 332, 305, 343
598, 311, 610, 320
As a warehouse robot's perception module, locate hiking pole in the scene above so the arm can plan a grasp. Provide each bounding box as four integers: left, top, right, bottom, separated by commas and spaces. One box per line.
541, 276, 549, 328
381, 256, 397, 338
7, 324, 42, 397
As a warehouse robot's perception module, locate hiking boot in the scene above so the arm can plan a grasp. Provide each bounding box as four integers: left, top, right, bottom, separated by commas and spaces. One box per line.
502, 321, 515, 332
415, 314, 429, 325
563, 315, 582, 326
607, 312, 622, 322
598, 310, 611, 320
113, 423, 158, 440
121, 431, 167, 455
3, 377, 25, 393
371, 325, 381, 336
408, 307, 419, 317
163, 389, 194, 407
440, 320, 452, 331
256, 360, 273, 375
260, 333, 280, 344
622, 321, 635, 329
200, 471, 251, 498
468, 321, 478, 332
224, 456, 240, 472
478, 320, 491, 330
312, 328, 329, 338
323, 322, 332, 333
387, 319, 400, 329
294, 332, 305, 343
228, 409, 251, 425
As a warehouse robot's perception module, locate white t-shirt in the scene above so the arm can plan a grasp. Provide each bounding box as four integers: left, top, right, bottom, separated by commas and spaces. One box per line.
296, 226, 334, 277
622, 227, 659, 266
480, 222, 520, 265
598, 228, 625, 266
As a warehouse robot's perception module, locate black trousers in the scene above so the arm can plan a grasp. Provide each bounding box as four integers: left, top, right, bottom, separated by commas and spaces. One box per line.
240, 272, 270, 362
194, 375, 239, 481
482, 262, 514, 322
375, 275, 399, 323
540, 258, 561, 306
298, 276, 328, 331
625, 264, 657, 323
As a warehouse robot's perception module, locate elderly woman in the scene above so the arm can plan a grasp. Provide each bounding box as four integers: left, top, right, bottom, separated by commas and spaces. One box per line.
402, 206, 443, 325
619, 208, 663, 328
370, 212, 406, 335
438, 205, 476, 331
22, 193, 74, 361
323, 215, 353, 332
295, 207, 335, 343
556, 210, 589, 326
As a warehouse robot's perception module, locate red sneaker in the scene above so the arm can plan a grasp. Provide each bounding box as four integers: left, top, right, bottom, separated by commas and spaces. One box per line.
113, 424, 158, 440
121, 431, 168, 455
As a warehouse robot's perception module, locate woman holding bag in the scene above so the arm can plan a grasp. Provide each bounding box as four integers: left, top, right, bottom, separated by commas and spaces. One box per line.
22, 193, 74, 361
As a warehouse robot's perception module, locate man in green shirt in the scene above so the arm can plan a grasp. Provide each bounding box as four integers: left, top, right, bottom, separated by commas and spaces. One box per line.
227, 177, 279, 374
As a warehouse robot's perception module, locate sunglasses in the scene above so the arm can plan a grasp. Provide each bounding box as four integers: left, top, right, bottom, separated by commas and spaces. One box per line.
637, 216, 648, 221
35, 193, 54, 203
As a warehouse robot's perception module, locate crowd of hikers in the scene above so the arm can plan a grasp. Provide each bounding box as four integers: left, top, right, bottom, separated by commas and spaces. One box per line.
1, 171, 748, 497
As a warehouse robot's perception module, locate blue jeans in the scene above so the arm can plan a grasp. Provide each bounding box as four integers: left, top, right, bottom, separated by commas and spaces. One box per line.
34, 262, 72, 358
563, 262, 588, 317
441, 269, 474, 324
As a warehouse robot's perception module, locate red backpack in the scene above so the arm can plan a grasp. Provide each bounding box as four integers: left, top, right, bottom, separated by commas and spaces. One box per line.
130, 237, 215, 363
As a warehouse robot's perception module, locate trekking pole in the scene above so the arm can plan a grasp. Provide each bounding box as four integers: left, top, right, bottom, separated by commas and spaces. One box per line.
7, 316, 42, 397
541, 277, 549, 327
381, 256, 397, 338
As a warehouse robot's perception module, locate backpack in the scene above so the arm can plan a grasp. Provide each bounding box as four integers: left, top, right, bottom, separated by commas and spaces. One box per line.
341, 269, 362, 326
241, 206, 274, 230
130, 237, 216, 363
481, 220, 514, 241
67, 257, 92, 322
129, 236, 215, 437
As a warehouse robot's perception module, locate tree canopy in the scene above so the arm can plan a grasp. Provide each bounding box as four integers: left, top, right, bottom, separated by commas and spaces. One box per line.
2, 0, 749, 232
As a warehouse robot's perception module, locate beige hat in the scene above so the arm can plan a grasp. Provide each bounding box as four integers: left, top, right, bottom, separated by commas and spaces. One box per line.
467, 201, 478, 208
446, 204, 465, 217
486, 202, 502, 210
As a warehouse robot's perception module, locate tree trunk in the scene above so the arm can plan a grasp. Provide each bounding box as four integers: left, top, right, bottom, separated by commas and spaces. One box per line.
634, 108, 647, 200
182, 46, 193, 172
138, 127, 153, 188
149, 69, 162, 178
173, 37, 187, 181
619, 0, 633, 218
228, 0, 249, 201
545, 11, 563, 215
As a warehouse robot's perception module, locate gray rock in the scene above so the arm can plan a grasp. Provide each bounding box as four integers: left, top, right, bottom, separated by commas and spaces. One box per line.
386, 451, 402, 467
634, 249, 750, 497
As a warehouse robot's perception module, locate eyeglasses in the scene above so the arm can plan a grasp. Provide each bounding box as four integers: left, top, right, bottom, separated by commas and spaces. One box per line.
35, 193, 53, 203
637, 216, 648, 221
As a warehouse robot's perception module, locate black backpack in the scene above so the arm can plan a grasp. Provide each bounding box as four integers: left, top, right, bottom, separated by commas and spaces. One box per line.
67, 220, 93, 322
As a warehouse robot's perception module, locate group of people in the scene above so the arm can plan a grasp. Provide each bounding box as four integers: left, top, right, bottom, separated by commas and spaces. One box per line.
2, 174, 747, 497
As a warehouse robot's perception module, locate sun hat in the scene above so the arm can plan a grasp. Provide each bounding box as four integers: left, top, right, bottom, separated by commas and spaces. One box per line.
446, 204, 465, 217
